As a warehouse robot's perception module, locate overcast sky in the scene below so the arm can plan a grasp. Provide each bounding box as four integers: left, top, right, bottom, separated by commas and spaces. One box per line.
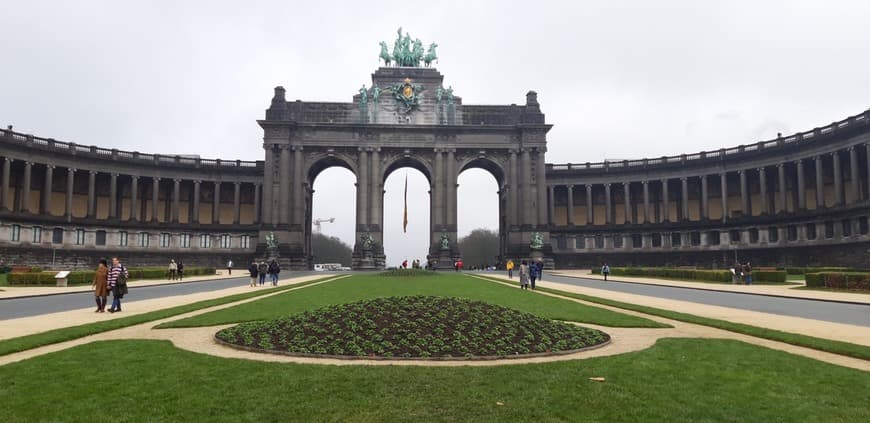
3, 1, 869, 265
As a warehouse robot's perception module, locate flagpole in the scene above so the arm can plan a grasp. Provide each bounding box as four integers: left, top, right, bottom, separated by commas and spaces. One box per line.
403, 173, 408, 233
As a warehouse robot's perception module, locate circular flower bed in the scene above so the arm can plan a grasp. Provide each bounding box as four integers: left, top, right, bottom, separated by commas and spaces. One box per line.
215, 296, 610, 359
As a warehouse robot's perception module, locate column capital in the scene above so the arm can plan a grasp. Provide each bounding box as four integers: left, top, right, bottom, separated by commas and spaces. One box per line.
131, 175, 139, 180
567, 184, 574, 189
3, 157, 12, 163
89, 169, 98, 175
67, 167, 76, 173
757, 167, 765, 172
46, 164, 56, 170
153, 177, 162, 182
234, 181, 241, 186
604, 182, 611, 187
173, 178, 181, 183
680, 177, 687, 182
193, 179, 201, 184
111, 172, 119, 177
25, 161, 33, 166
737, 169, 745, 175
795, 158, 804, 165
815, 155, 822, 161
846, 145, 855, 152
641, 180, 648, 185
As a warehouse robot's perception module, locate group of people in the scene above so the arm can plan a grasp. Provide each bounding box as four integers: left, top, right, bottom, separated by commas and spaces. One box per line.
732, 261, 753, 284
248, 259, 281, 287
91, 257, 129, 313
506, 259, 544, 290
400, 259, 423, 269
167, 259, 185, 280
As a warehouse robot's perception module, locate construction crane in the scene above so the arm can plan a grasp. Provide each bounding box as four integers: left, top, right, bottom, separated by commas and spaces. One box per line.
313, 217, 335, 233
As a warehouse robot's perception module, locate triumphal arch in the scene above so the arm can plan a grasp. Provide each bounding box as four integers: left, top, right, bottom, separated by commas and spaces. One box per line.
258, 29, 552, 269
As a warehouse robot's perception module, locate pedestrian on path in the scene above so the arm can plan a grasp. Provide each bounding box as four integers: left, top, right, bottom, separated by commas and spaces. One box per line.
107, 257, 129, 313
177, 261, 184, 280
248, 260, 258, 287
601, 263, 611, 281
168, 259, 178, 280
535, 259, 544, 283
258, 261, 268, 286
91, 259, 109, 313
506, 259, 515, 279
519, 260, 530, 290
227, 259, 234, 275
529, 260, 540, 289
268, 260, 280, 286
743, 262, 753, 285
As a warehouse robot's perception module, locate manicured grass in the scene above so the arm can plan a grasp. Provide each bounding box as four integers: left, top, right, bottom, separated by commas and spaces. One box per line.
159, 273, 668, 329
0, 277, 337, 357
1, 338, 868, 422
787, 274, 806, 282
479, 275, 870, 361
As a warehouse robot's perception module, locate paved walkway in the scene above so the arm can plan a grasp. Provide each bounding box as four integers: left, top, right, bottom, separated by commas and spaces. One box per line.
1, 273, 867, 372
0, 270, 242, 300
0, 274, 326, 341
552, 270, 870, 305
483, 272, 870, 347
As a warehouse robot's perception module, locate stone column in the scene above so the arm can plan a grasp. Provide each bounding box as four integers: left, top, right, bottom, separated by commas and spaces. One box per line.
212, 181, 220, 224
65, 168, 75, 220
262, 145, 274, 226
604, 183, 612, 224
642, 180, 650, 223
87, 170, 96, 218
192, 180, 201, 223
108, 173, 118, 219
232, 182, 241, 224
849, 146, 860, 203
370, 148, 381, 227
661, 179, 669, 222
700, 175, 709, 220
815, 155, 824, 208
508, 150, 518, 226
521, 149, 532, 225
253, 183, 261, 224
547, 186, 555, 225
585, 184, 593, 225
566, 185, 574, 225
152, 178, 161, 223
42, 165, 54, 215
832, 150, 843, 206
447, 149, 457, 228
279, 146, 291, 225
796, 159, 806, 210
866, 143, 870, 201
293, 147, 303, 225
130, 176, 139, 221
623, 182, 632, 224
172, 179, 181, 223
775, 164, 786, 213
357, 148, 369, 229
536, 149, 547, 225
758, 167, 768, 215
720, 172, 728, 222
0, 158, 10, 210
20, 162, 32, 213
432, 149, 443, 228
680, 177, 689, 221
738, 170, 749, 216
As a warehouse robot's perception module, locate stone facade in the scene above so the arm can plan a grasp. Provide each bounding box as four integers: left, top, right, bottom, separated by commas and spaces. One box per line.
2, 66, 868, 270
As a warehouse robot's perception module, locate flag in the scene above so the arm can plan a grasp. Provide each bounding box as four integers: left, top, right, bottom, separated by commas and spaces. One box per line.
403, 173, 408, 233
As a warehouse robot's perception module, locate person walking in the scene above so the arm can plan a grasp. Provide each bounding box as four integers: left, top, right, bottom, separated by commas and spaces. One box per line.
601, 263, 611, 281
91, 259, 109, 313
107, 257, 129, 313
529, 260, 540, 290
257, 260, 268, 286
519, 260, 530, 289
743, 262, 753, 285
506, 259, 515, 279
176, 260, 184, 281
168, 259, 178, 280
248, 260, 259, 287
268, 260, 280, 286
535, 259, 544, 282
227, 259, 234, 276
456, 259, 463, 272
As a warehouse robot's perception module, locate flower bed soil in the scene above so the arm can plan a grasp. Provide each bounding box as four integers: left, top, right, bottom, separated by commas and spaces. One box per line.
215, 296, 610, 359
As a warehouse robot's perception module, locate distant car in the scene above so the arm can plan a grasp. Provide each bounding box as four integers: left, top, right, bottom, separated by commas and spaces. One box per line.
339, 266, 351, 271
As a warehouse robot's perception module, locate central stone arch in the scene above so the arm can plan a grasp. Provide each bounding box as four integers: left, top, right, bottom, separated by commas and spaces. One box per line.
257, 66, 551, 269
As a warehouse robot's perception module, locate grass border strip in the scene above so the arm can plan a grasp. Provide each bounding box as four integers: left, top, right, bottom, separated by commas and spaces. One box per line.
0, 275, 343, 357
475, 274, 870, 362
212, 333, 612, 362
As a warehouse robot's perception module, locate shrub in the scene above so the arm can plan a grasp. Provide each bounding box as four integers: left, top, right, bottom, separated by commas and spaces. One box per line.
806, 272, 870, 290
752, 270, 787, 283
592, 267, 731, 282
7, 267, 216, 285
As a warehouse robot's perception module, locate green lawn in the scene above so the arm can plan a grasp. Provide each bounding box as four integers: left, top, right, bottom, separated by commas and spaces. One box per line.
159, 273, 667, 329
787, 274, 806, 282
1, 338, 867, 422
0, 272, 7, 286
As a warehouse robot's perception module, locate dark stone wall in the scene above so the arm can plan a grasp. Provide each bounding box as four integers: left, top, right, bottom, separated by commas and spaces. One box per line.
0, 246, 255, 271
553, 242, 870, 269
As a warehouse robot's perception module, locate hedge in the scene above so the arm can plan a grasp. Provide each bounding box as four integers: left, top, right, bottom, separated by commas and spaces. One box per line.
784, 267, 869, 275
805, 272, 870, 291
7, 267, 216, 285
592, 267, 787, 283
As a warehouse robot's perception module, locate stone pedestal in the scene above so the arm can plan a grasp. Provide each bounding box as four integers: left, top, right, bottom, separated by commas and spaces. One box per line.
428, 250, 457, 270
